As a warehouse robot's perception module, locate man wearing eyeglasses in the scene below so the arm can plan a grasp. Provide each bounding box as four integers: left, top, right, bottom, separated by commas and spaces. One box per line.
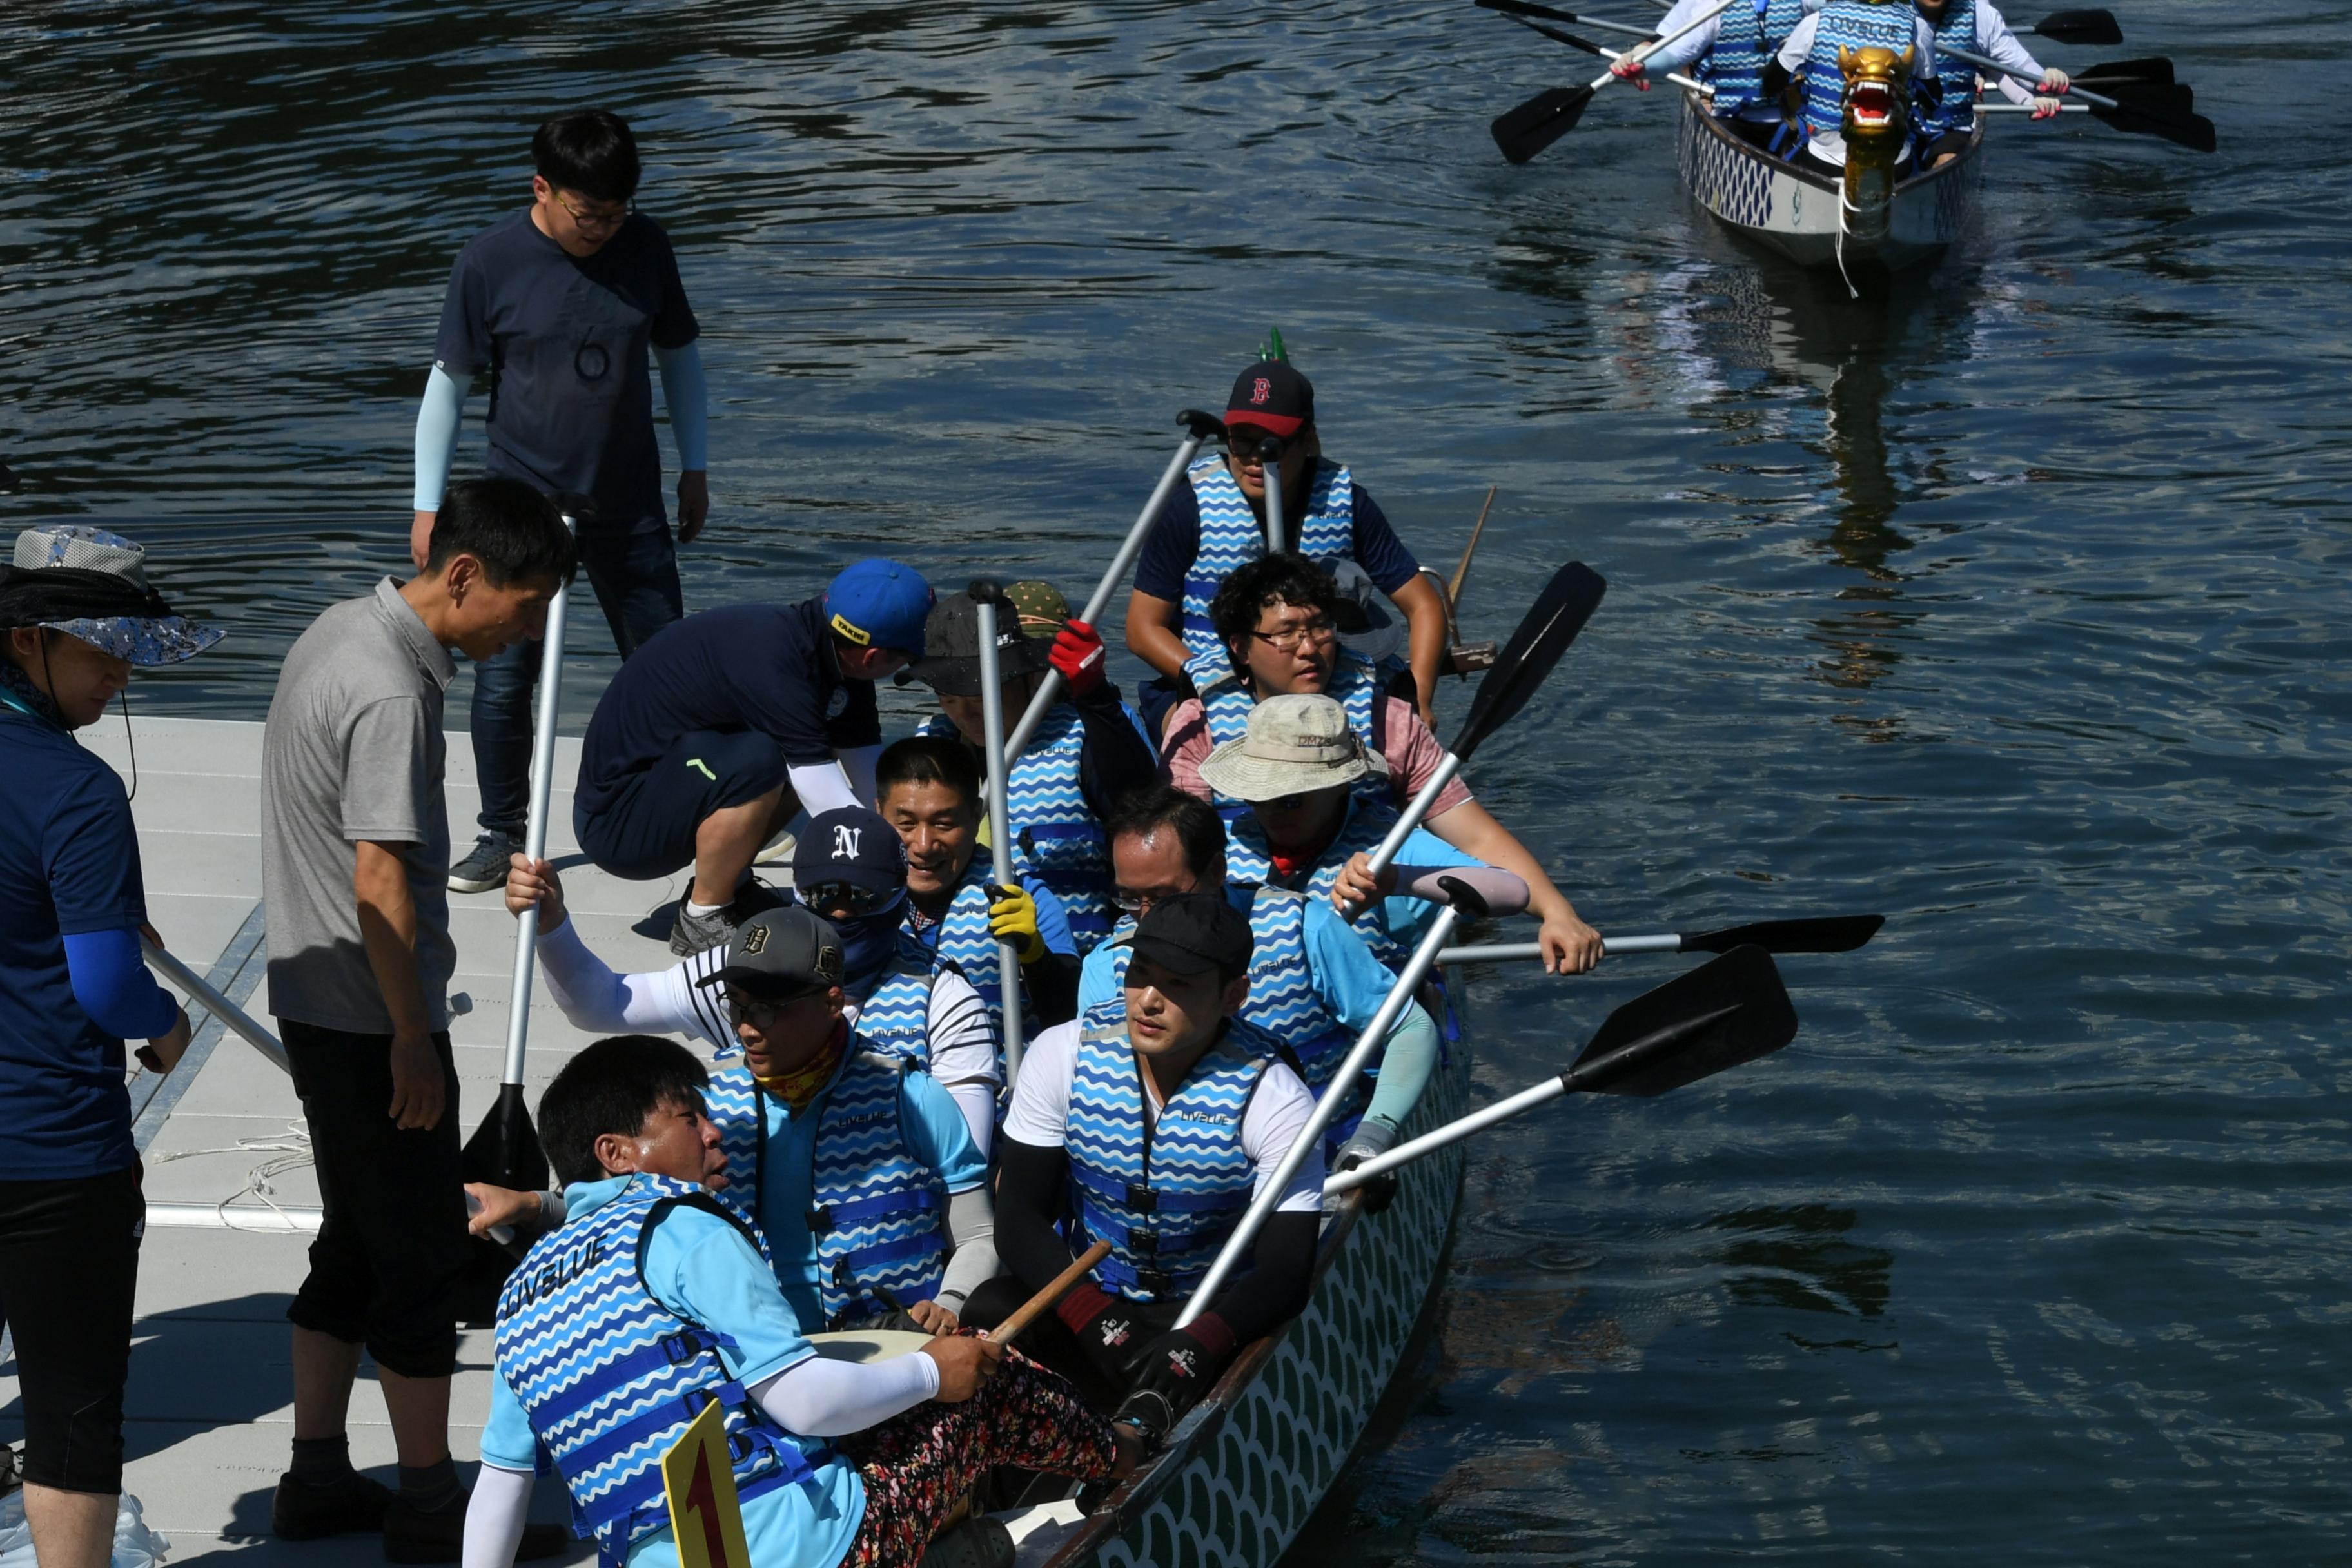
412, 109, 711, 901
1121, 355, 1451, 743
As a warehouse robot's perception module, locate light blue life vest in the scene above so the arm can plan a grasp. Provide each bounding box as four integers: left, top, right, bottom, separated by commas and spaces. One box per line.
1706, 0, 1810, 115
1181, 647, 1389, 823
491, 1175, 825, 1565
1919, 0, 1980, 137
1224, 802, 1410, 969
1802, 0, 1919, 141
1064, 1007, 1283, 1302
852, 934, 939, 1069
703, 1047, 951, 1328
1179, 455, 1358, 663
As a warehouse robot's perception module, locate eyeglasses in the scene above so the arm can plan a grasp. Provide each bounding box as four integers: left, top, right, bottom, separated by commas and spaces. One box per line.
1247, 619, 1337, 654
800, 879, 896, 915
554, 190, 633, 232
1113, 885, 1190, 916
723, 988, 805, 1029
1226, 429, 1288, 462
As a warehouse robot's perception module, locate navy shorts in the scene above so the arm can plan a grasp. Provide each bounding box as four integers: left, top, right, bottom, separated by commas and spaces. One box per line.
574, 728, 787, 881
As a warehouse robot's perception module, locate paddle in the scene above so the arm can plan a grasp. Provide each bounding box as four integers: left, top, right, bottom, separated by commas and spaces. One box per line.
2022, 7, 2122, 45
968, 579, 1028, 1086
1260, 433, 1288, 554
141, 934, 291, 1075
1439, 912, 1884, 966
1940, 41, 2213, 151
1476, 0, 1660, 44
1485, 8, 1716, 97
1447, 485, 1497, 609
2074, 56, 2173, 86
1327, 945, 1798, 1193
1491, 0, 1738, 162
1005, 410, 1226, 759
1984, 81, 2190, 117
1175, 877, 1495, 1329
985, 1240, 1114, 1348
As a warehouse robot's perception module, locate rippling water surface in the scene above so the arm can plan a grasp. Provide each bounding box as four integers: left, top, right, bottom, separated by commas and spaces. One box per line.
6, 1, 2349, 1558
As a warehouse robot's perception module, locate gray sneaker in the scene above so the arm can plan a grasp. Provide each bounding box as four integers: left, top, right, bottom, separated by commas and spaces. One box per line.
447, 832, 518, 894
669, 900, 740, 957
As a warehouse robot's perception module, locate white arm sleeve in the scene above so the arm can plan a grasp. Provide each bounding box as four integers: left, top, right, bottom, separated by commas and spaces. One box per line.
750, 1349, 939, 1438
838, 744, 883, 810
460, 1464, 533, 1568
936, 1184, 999, 1311
1241, 1066, 1327, 1215
787, 760, 863, 818
537, 919, 729, 1048
1645, 13, 1718, 76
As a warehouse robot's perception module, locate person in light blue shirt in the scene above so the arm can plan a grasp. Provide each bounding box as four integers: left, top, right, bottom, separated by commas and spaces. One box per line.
463, 1034, 1131, 1568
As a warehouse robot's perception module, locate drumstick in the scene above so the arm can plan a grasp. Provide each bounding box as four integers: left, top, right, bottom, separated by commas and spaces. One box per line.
985, 1241, 1113, 1347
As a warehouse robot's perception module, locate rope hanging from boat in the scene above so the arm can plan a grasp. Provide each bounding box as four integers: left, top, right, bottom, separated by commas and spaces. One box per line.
1833, 179, 1863, 299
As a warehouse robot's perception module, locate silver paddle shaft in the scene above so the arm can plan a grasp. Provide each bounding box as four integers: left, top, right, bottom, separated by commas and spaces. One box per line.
1937, 43, 2112, 109
1438, 932, 1681, 965
1584, 0, 1737, 90
141, 936, 289, 1075
1262, 443, 1287, 555
1175, 902, 1464, 1329
1324, 1072, 1565, 1193
975, 593, 1026, 1086
501, 513, 578, 1088
1351, 752, 1464, 909
1006, 431, 1208, 758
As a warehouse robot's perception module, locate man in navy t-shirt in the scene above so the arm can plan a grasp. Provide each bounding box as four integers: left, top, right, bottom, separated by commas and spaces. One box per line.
409, 110, 712, 897
572, 559, 935, 956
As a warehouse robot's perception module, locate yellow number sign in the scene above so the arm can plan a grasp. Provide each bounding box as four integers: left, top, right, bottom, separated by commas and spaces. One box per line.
661, 1401, 751, 1568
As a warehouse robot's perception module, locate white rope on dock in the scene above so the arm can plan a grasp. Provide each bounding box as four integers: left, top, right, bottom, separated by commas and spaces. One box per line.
147, 1120, 320, 1232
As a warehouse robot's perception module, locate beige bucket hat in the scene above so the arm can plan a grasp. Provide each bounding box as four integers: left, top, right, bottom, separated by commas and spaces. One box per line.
1197, 693, 1388, 803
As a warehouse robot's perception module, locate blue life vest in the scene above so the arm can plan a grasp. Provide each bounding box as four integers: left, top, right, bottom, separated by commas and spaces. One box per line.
1064, 1006, 1283, 1302
1179, 455, 1358, 663
703, 1048, 951, 1328
1224, 803, 1410, 969
1707, 0, 1810, 115
1919, 0, 1980, 137
1181, 647, 1389, 822
1802, 0, 1919, 141
852, 935, 940, 1069
910, 858, 1019, 1063
491, 1175, 825, 1565
913, 712, 1115, 957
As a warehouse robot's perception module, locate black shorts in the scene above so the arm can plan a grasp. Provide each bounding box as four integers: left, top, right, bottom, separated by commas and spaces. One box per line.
574, 728, 787, 881
280, 1021, 467, 1379
0, 1163, 144, 1493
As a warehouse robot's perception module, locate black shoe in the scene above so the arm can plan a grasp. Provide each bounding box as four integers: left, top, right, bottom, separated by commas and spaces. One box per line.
273, 1471, 395, 1540
447, 832, 520, 894
382, 1491, 569, 1563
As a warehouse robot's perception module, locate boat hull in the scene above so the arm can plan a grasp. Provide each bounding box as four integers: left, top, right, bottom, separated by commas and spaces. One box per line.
1676, 91, 1982, 271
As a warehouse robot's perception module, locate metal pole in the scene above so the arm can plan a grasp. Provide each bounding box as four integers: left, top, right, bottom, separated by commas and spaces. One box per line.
1260, 436, 1288, 554
141, 936, 289, 1075
1338, 752, 1464, 923
1439, 933, 1682, 966
499, 511, 577, 1090
971, 582, 1027, 1088
1324, 1074, 1566, 1193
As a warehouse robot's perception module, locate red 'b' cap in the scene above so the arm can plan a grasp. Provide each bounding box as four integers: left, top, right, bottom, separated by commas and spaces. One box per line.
1224, 360, 1313, 438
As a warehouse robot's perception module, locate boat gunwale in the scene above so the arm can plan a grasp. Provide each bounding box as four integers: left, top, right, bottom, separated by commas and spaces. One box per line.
1680, 86, 1987, 210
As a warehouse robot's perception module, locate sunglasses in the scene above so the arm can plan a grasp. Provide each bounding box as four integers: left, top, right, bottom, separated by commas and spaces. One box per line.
1225, 429, 1289, 462
800, 878, 896, 914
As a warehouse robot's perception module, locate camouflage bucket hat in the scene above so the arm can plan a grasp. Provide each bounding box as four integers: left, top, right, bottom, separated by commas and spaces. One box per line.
1004, 578, 1073, 641
3, 525, 224, 666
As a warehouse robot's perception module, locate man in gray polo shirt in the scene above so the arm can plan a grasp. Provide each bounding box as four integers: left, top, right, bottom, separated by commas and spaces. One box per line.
260, 478, 573, 1561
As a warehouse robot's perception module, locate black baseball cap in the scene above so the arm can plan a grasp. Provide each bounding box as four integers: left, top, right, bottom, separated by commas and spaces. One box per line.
791, 807, 908, 905
695, 907, 846, 1000
1224, 359, 1314, 439
1130, 890, 1255, 981
905, 590, 1051, 697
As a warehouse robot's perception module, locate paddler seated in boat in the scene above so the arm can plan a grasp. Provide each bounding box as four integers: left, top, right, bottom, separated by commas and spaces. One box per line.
1609, 0, 1813, 155
1165, 553, 1602, 974
485, 805, 1001, 1163
570, 556, 934, 957
467, 906, 1002, 1336
902, 581, 1158, 957
1913, 0, 2072, 166
965, 891, 1323, 1440
1767, 0, 1938, 177
1121, 351, 1450, 742
458, 1032, 1135, 1568
1081, 785, 1521, 1175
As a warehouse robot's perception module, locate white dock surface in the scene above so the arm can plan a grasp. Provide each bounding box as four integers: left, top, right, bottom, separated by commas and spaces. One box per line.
0, 715, 700, 1565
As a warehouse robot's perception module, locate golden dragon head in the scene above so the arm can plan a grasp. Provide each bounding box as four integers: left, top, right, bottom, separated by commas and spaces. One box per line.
1836, 44, 1916, 159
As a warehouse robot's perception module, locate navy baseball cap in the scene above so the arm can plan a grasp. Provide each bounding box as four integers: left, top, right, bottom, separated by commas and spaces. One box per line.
792, 807, 908, 907
1224, 359, 1313, 439
826, 559, 935, 656
1130, 890, 1254, 981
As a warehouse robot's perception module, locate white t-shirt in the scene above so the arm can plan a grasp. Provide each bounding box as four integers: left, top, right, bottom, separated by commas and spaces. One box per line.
1001, 1020, 1325, 1214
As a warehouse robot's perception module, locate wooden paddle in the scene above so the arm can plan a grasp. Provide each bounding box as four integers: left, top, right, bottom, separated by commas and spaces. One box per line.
1328, 945, 1799, 1193
986, 1240, 1114, 1348
1440, 912, 1885, 966
1489, 0, 1738, 163
1447, 485, 1498, 609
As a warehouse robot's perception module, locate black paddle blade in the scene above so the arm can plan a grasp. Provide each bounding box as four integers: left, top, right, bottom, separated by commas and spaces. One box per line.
2032, 7, 2122, 44
1477, 0, 1590, 27
1451, 561, 1606, 755
2088, 88, 2215, 153
2074, 55, 2173, 86
1568, 945, 1798, 1099
463, 1081, 550, 1189
1492, 86, 1593, 164
1678, 914, 1886, 956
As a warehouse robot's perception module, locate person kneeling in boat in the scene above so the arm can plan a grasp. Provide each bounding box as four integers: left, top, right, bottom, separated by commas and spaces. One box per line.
966, 892, 1323, 1440
1913, 0, 2070, 166
1165, 554, 1600, 974
903, 582, 1158, 957
1767, 0, 1938, 177
1609, 0, 1812, 157
460, 1032, 1133, 1568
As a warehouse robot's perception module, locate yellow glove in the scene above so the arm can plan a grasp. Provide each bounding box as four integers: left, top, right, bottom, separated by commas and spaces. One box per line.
987, 884, 1048, 965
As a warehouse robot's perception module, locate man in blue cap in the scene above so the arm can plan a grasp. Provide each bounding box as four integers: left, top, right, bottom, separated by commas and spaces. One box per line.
573, 558, 934, 955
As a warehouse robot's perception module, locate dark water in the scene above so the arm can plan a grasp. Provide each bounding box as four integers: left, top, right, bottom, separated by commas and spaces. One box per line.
7, 1, 2351, 1558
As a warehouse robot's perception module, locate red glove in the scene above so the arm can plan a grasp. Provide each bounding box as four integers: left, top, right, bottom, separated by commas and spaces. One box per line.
1050, 618, 1107, 697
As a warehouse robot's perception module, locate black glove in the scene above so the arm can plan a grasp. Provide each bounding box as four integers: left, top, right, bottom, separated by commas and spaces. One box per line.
1124, 1314, 1239, 1424
1056, 1282, 1150, 1388
1333, 1119, 1400, 1216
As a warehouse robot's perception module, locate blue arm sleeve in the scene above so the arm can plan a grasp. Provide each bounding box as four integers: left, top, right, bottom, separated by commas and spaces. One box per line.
63, 928, 180, 1041
654, 341, 709, 470
411, 364, 467, 513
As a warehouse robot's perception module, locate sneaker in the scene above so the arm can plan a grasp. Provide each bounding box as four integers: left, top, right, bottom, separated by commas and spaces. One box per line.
382, 1491, 569, 1563
272, 1470, 394, 1539
921, 1518, 1015, 1568
447, 832, 520, 894
669, 900, 740, 957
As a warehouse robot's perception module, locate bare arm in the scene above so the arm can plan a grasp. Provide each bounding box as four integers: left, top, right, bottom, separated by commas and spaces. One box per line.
1424, 802, 1602, 975
1123, 587, 1193, 685
1389, 572, 1450, 728
355, 839, 445, 1128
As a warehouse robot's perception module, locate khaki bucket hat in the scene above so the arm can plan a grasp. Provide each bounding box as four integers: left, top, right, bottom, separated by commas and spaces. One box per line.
1197, 692, 1388, 803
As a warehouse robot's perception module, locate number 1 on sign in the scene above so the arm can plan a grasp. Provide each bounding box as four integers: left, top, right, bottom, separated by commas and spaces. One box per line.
660, 1401, 751, 1568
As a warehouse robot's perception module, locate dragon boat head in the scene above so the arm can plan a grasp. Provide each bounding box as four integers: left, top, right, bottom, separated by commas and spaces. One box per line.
1835, 44, 1915, 247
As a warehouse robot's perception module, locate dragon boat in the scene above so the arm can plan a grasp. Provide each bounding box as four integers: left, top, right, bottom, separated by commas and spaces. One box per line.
1676, 46, 1984, 275
993, 980, 1476, 1567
